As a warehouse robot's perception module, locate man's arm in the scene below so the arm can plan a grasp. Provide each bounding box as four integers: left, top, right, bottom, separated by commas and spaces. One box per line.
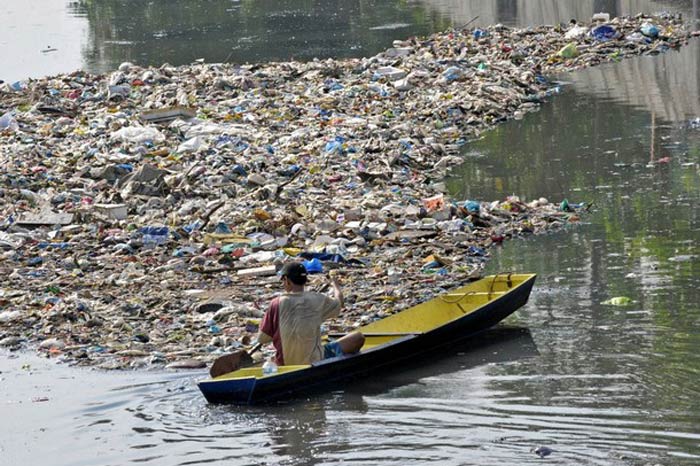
330, 276, 344, 310
257, 297, 279, 345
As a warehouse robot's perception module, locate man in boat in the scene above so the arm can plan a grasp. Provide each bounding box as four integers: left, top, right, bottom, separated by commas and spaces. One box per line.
256, 261, 365, 365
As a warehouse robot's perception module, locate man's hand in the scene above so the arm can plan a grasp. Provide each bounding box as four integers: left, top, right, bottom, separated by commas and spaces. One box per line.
328, 271, 344, 308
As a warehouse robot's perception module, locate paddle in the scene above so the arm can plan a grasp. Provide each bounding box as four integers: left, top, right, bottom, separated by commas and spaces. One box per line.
209, 342, 262, 378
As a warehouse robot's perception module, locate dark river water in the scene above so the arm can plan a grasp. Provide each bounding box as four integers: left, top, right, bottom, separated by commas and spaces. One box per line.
1, 1, 700, 465
2, 0, 699, 82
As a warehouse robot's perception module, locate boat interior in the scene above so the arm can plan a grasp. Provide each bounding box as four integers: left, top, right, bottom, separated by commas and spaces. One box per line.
354, 273, 530, 350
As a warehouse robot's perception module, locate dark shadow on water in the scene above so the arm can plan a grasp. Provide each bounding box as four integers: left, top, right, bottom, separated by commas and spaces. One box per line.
216, 325, 538, 410
230, 326, 537, 413
251, 326, 538, 466
339, 325, 538, 400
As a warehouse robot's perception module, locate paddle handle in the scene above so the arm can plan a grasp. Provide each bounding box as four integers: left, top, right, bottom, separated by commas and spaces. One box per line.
248, 342, 262, 356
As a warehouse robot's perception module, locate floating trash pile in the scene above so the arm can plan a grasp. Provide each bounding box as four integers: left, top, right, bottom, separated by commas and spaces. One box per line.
0, 13, 693, 369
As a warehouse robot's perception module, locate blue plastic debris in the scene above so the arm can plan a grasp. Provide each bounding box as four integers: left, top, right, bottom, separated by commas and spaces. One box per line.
464, 200, 481, 213
302, 258, 324, 274
324, 136, 346, 155
640, 23, 660, 38
214, 222, 232, 234
591, 24, 619, 41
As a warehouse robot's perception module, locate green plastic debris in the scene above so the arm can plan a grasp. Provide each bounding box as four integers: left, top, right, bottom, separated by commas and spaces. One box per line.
557, 42, 579, 58
601, 296, 633, 306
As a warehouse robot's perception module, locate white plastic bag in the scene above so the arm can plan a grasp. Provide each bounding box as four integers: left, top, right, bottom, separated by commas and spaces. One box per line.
0, 112, 19, 132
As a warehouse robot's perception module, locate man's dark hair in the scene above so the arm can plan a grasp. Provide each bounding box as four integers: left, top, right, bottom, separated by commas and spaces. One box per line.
278, 261, 308, 285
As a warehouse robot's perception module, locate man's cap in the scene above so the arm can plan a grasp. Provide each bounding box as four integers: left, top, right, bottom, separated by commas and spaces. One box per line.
278, 261, 308, 284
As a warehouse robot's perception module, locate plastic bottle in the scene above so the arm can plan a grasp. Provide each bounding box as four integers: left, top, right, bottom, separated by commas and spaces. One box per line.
262, 358, 278, 375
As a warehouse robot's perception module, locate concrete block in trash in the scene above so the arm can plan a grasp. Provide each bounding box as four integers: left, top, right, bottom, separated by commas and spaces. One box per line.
366, 222, 388, 231
384, 230, 437, 241
236, 265, 277, 277
140, 106, 196, 124
430, 207, 452, 221
247, 174, 266, 186
393, 78, 413, 91
94, 203, 128, 220
384, 47, 412, 58
17, 211, 74, 226
343, 209, 363, 221
374, 66, 407, 81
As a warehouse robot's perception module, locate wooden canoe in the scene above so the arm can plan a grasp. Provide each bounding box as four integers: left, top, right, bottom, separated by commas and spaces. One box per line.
198, 273, 536, 405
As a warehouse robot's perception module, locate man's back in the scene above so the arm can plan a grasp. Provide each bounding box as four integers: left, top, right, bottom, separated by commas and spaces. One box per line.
276, 291, 340, 365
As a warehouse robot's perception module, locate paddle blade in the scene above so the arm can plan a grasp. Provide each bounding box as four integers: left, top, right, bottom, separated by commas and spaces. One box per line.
209, 350, 254, 378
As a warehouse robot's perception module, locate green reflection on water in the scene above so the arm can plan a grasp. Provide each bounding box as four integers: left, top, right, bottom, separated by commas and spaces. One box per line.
70, 0, 451, 73
468, 41, 700, 461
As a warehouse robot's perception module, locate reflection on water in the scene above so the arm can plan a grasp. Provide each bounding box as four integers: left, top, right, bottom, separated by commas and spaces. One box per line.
0, 0, 87, 83
67, 0, 696, 75
567, 44, 700, 122
65, 0, 454, 76
416, 0, 689, 30
464, 29, 700, 466
447, 39, 700, 202
1, 0, 696, 81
